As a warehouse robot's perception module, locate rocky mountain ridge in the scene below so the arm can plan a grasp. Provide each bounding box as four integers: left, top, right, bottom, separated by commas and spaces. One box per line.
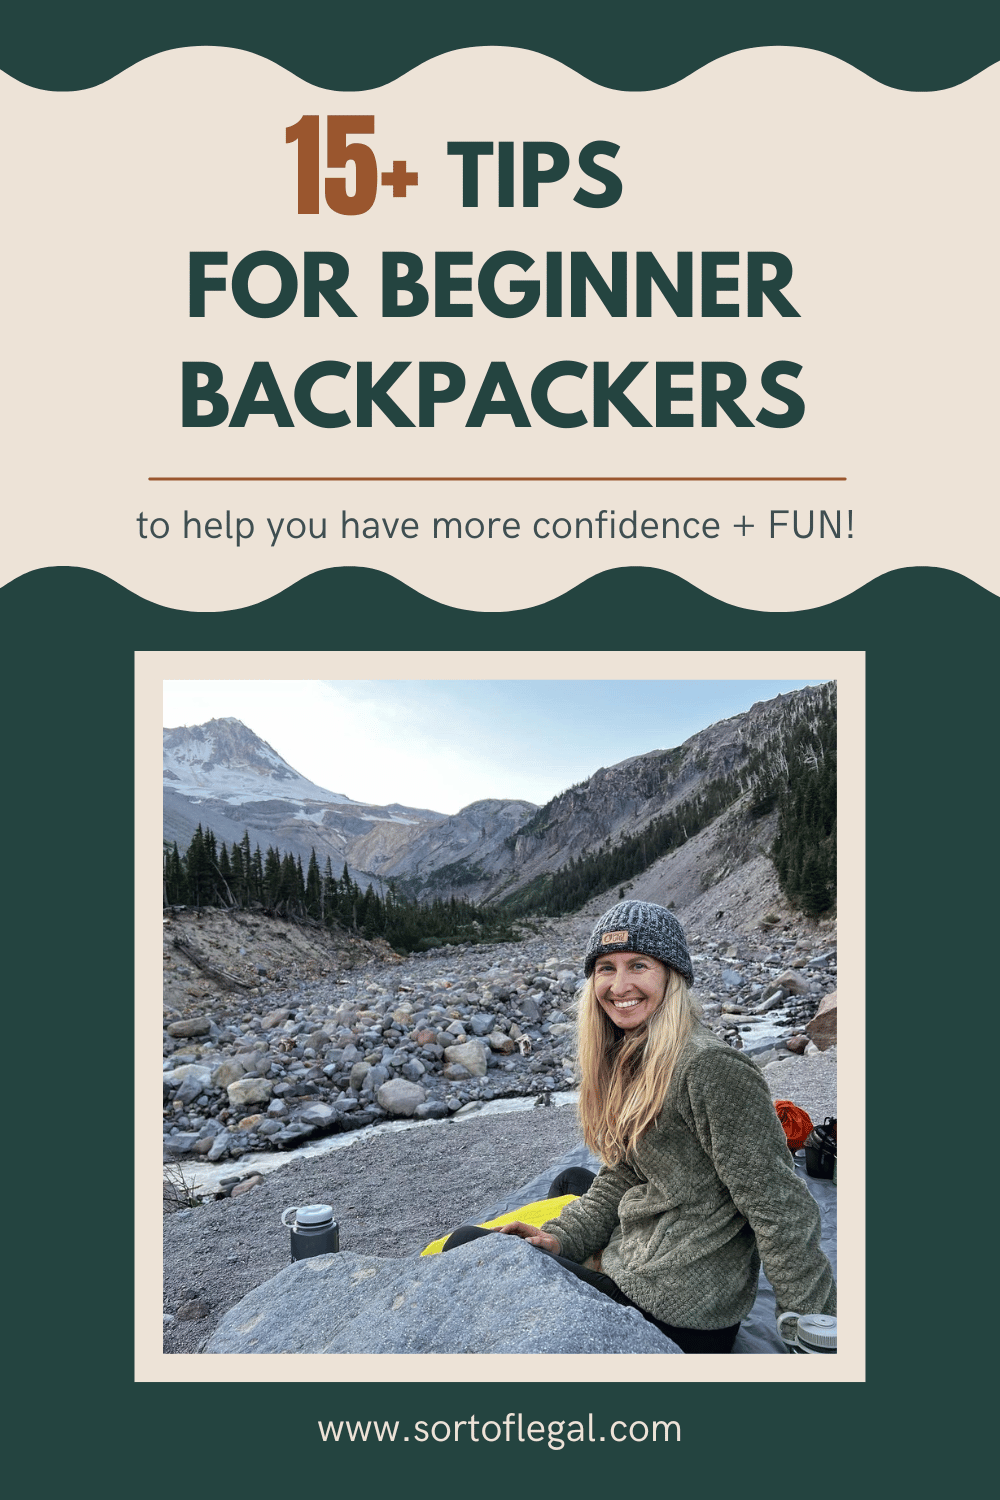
363, 682, 835, 906
164, 687, 833, 922
347, 796, 537, 889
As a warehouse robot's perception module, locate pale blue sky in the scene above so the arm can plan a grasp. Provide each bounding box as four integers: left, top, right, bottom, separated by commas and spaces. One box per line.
163, 678, 829, 815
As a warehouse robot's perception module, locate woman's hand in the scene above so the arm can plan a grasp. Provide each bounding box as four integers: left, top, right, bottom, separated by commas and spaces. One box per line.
497, 1221, 562, 1254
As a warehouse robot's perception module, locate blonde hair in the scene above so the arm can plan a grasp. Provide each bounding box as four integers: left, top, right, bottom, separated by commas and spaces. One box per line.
576, 967, 700, 1167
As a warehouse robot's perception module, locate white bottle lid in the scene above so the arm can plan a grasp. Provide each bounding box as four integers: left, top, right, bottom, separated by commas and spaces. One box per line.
797, 1314, 837, 1351
295, 1204, 335, 1227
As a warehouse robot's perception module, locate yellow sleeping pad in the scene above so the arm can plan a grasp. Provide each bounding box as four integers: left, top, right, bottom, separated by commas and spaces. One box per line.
421, 1195, 579, 1256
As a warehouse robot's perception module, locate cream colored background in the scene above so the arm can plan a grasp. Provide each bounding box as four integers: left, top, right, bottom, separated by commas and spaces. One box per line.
137, 650, 864, 1383
2, 49, 997, 611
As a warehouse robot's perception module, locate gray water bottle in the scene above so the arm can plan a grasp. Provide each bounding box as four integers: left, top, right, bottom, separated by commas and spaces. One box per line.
281, 1203, 340, 1260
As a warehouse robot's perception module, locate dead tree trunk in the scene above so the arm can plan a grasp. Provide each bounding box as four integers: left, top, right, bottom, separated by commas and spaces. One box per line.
171, 934, 252, 992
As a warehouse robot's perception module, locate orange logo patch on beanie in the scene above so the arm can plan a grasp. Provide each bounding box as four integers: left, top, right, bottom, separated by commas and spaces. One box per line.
602, 930, 629, 945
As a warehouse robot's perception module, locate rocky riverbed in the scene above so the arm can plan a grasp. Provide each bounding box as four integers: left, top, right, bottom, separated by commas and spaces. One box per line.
163, 907, 837, 1171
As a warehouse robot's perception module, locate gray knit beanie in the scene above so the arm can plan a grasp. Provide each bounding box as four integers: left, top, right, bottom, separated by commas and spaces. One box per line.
583, 900, 693, 985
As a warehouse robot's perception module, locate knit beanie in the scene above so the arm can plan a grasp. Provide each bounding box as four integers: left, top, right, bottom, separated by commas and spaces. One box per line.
583, 900, 694, 985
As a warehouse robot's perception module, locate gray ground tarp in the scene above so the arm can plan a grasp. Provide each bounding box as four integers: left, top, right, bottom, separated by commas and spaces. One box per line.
477, 1144, 837, 1355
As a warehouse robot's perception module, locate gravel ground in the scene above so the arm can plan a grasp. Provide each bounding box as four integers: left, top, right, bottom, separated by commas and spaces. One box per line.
163, 1047, 838, 1354
760, 1046, 838, 1124
163, 1100, 584, 1353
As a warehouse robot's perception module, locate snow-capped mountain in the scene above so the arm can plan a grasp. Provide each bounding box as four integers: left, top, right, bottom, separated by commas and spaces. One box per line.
163, 717, 353, 806
162, 718, 446, 878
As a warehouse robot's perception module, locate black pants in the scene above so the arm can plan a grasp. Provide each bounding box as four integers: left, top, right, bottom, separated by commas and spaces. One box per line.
442, 1222, 740, 1354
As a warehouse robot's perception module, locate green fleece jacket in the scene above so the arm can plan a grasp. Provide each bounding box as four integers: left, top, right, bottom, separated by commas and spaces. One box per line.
542, 1026, 836, 1331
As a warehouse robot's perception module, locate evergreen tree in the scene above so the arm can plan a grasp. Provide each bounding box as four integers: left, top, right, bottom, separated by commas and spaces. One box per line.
306, 849, 322, 917
164, 842, 184, 904
185, 824, 213, 908
278, 852, 301, 911
321, 856, 336, 923
230, 840, 246, 905
263, 846, 281, 906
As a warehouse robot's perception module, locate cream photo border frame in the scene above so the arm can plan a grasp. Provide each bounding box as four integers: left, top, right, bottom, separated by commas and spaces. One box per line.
137, 649, 864, 1383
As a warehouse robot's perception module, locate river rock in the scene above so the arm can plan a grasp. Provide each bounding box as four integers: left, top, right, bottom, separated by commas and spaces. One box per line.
212, 1060, 246, 1089
166, 1017, 212, 1038
177, 1075, 210, 1106
165, 1063, 213, 1085
205, 1235, 683, 1354
297, 1103, 339, 1128
376, 1078, 427, 1116
261, 1008, 290, 1030
206, 1130, 232, 1161
229, 1175, 263, 1199
444, 1041, 488, 1078
227, 1077, 273, 1110
806, 990, 837, 1050
415, 1100, 450, 1120
361, 1063, 390, 1094
163, 1131, 201, 1154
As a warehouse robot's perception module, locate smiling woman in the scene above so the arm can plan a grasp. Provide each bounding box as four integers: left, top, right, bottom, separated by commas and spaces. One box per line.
594, 953, 670, 1028
449, 899, 837, 1354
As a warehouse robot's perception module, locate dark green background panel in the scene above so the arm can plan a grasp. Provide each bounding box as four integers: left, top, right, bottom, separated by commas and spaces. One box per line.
2, 0, 997, 92
2, 563, 996, 1489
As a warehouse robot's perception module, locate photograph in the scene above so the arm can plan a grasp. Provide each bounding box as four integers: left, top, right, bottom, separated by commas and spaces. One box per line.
140, 655, 860, 1382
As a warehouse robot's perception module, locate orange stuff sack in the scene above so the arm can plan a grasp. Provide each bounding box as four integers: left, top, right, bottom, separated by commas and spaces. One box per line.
774, 1100, 813, 1151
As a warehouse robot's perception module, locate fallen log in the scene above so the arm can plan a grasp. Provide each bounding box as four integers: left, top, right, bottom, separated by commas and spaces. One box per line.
171, 935, 252, 992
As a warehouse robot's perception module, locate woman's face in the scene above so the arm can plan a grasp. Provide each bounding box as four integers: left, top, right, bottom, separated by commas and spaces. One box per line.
593, 951, 669, 1030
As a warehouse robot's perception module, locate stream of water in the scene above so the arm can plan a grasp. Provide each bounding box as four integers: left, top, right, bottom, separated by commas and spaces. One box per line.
180, 1090, 582, 1197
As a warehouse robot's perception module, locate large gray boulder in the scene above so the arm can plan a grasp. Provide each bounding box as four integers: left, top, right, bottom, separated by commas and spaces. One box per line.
205, 1233, 683, 1355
